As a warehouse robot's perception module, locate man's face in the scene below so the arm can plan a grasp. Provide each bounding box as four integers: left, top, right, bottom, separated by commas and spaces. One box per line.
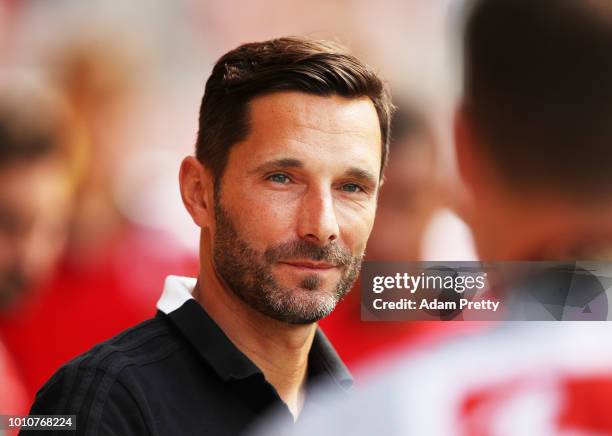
366, 135, 439, 261
210, 92, 382, 324
0, 160, 72, 311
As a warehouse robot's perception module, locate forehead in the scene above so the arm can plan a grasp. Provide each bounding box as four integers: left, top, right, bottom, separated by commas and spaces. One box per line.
229, 91, 382, 174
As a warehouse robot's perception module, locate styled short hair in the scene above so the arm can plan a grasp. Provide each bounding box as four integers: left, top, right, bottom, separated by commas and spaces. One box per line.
196, 36, 393, 185
463, 0, 612, 198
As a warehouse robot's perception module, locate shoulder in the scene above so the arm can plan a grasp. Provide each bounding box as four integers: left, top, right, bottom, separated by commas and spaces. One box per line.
29, 315, 183, 433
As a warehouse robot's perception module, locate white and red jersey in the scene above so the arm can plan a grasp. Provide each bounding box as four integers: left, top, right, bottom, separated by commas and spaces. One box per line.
253, 322, 612, 436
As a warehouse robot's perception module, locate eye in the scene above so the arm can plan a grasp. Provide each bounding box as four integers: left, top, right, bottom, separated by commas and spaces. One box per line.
267, 173, 291, 184
341, 183, 363, 193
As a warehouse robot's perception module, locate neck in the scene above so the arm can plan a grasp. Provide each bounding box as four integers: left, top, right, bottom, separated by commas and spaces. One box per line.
194, 256, 316, 420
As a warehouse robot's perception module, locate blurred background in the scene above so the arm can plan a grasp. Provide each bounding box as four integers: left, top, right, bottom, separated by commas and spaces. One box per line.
0, 0, 482, 425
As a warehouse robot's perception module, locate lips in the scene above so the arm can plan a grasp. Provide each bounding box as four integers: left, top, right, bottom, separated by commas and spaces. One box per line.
279, 260, 337, 270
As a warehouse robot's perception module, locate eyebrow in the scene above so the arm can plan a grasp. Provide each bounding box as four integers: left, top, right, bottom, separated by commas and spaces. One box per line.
250, 158, 304, 174
344, 166, 378, 188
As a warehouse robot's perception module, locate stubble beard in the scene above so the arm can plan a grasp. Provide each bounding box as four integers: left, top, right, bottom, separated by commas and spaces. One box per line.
212, 201, 363, 324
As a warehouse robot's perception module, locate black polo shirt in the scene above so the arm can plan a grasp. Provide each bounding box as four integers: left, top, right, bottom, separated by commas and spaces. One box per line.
26, 276, 352, 436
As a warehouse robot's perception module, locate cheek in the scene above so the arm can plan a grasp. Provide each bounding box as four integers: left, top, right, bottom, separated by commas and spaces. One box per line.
225, 189, 301, 250
336, 202, 377, 254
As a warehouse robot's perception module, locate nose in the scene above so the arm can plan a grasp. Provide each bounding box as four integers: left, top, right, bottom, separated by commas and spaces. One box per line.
297, 185, 339, 245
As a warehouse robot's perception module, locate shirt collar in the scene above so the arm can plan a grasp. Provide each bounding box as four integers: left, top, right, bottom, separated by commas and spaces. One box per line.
156, 275, 353, 390
308, 329, 353, 391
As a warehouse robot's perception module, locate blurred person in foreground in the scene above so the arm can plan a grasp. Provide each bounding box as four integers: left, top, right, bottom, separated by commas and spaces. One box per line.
0, 76, 76, 428
251, 1, 612, 435
27, 37, 393, 435
0, 39, 197, 402
320, 101, 484, 372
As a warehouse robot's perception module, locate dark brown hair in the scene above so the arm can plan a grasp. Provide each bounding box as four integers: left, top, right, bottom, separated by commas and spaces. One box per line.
464, 0, 612, 198
196, 36, 393, 185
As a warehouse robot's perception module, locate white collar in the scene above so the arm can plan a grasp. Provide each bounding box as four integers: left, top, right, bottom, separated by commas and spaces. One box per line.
156, 275, 197, 314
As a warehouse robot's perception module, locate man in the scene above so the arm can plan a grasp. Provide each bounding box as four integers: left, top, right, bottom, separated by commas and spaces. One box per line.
0, 38, 198, 402
360, 102, 439, 263
252, 1, 612, 435
0, 77, 76, 314
0, 76, 81, 435
0, 76, 77, 433
27, 37, 392, 435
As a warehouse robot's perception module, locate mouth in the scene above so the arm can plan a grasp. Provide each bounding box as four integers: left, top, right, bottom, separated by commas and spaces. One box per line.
278, 260, 338, 271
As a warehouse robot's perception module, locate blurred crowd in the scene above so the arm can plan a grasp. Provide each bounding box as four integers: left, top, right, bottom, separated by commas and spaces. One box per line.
0, 1, 478, 422
0, 4, 202, 423
8, 0, 612, 435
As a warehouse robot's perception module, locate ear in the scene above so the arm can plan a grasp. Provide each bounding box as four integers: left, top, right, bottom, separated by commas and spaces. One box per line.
179, 156, 214, 228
